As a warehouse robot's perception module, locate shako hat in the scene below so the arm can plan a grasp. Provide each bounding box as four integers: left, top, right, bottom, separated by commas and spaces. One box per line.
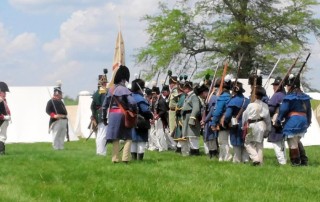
114, 65, 130, 84
0, 81, 9, 92
131, 79, 145, 92
271, 76, 282, 85
194, 84, 209, 96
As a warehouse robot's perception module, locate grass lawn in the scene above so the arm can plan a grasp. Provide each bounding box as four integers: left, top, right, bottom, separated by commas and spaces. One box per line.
1, 140, 320, 202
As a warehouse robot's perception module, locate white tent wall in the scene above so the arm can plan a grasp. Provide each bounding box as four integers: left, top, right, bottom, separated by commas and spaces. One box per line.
74, 91, 93, 138
238, 79, 320, 148
6, 86, 78, 143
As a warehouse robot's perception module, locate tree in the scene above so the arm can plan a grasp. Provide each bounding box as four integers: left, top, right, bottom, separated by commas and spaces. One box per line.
136, 0, 320, 80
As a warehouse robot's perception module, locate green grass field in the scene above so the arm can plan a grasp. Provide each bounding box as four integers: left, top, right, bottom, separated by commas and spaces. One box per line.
1, 140, 320, 202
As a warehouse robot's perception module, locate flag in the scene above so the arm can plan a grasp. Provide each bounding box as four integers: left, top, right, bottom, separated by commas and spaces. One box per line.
108, 31, 125, 88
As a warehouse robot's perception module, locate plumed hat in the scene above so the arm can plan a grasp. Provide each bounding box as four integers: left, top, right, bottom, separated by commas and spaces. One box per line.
54, 86, 62, 94
194, 84, 209, 96
131, 79, 145, 92
0, 81, 9, 92
114, 65, 130, 84
248, 70, 262, 86
285, 74, 300, 88
169, 76, 178, 84
271, 76, 282, 85
214, 74, 232, 90
98, 75, 108, 86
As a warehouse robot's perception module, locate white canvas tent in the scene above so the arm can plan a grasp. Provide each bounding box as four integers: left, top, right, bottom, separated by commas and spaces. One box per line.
6, 86, 78, 143
238, 78, 320, 148
74, 91, 93, 139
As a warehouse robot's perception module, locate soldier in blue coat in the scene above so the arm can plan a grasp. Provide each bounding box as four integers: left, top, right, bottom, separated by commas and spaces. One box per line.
210, 75, 232, 161
202, 81, 219, 159
267, 77, 287, 165
131, 79, 153, 160
224, 81, 250, 163
0, 81, 11, 155
102, 65, 138, 163
276, 74, 311, 166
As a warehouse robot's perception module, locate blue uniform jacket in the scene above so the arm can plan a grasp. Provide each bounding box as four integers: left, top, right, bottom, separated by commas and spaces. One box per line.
267, 91, 285, 142
224, 93, 249, 146
132, 92, 153, 142
210, 91, 231, 129
277, 91, 311, 137
204, 95, 218, 141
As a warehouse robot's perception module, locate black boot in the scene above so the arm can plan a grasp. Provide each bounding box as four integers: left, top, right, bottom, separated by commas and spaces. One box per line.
208, 150, 213, 159
0, 141, 5, 155
190, 149, 195, 156
298, 141, 308, 166
131, 152, 137, 160
212, 150, 219, 158
289, 148, 301, 166
138, 153, 144, 160
175, 147, 181, 153
194, 149, 200, 156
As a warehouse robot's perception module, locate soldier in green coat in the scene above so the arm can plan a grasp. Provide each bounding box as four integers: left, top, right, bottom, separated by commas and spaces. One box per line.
180, 81, 202, 156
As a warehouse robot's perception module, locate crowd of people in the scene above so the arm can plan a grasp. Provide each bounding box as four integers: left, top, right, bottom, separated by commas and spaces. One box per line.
0, 63, 312, 168
87, 65, 312, 166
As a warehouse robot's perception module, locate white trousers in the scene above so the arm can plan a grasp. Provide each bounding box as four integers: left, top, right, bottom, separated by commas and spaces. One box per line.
244, 141, 264, 163
0, 121, 9, 143
50, 119, 67, 150
155, 119, 168, 152
218, 130, 232, 161
179, 136, 199, 156
233, 146, 249, 163
96, 122, 107, 156
148, 125, 159, 151
131, 142, 147, 154
272, 140, 286, 165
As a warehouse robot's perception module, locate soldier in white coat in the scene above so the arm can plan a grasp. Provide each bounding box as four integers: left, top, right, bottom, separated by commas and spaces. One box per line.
242, 86, 271, 166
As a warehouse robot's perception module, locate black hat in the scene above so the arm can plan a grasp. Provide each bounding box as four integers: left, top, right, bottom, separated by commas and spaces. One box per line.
54, 86, 62, 94
0, 81, 9, 92
285, 74, 300, 88
271, 76, 282, 85
161, 85, 170, 92
169, 76, 178, 84
248, 71, 262, 86
152, 86, 160, 95
194, 84, 209, 96
232, 81, 245, 93
255, 86, 266, 97
145, 87, 152, 96
131, 79, 145, 92
114, 65, 130, 84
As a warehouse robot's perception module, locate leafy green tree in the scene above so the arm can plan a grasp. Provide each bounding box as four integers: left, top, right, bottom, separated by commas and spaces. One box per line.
136, 0, 320, 80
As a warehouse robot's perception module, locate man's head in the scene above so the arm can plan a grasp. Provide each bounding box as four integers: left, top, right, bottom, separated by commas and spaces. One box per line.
161, 85, 170, 97
0, 82, 9, 98
54, 87, 63, 99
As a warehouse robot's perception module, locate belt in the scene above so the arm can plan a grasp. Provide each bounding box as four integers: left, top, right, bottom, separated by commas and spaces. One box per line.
248, 118, 263, 124
170, 108, 176, 111
288, 112, 306, 117
110, 108, 122, 113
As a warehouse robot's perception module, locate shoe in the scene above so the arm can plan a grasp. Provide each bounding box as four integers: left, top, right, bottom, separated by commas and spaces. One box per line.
252, 161, 261, 166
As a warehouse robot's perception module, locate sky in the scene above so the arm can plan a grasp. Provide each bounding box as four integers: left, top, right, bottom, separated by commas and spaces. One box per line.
0, 0, 320, 99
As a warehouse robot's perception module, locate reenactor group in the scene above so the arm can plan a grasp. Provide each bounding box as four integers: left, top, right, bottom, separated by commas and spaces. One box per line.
88, 62, 312, 167
0, 60, 312, 168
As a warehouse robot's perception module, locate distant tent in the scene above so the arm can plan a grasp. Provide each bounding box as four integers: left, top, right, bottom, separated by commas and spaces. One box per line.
74, 91, 93, 138
238, 78, 320, 148
6, 86, 78, 143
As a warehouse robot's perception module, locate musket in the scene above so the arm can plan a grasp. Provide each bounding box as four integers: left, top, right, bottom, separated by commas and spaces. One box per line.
250, 67, 258, 103
275, 54, 301, 93
233, 53, 245, 91
85, 124, 98, 141
289, 53, 311, 91
217, 60, 229, 96
264, 57, 281, 89
163, 70, 172, 86
205, 62, 220, 104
